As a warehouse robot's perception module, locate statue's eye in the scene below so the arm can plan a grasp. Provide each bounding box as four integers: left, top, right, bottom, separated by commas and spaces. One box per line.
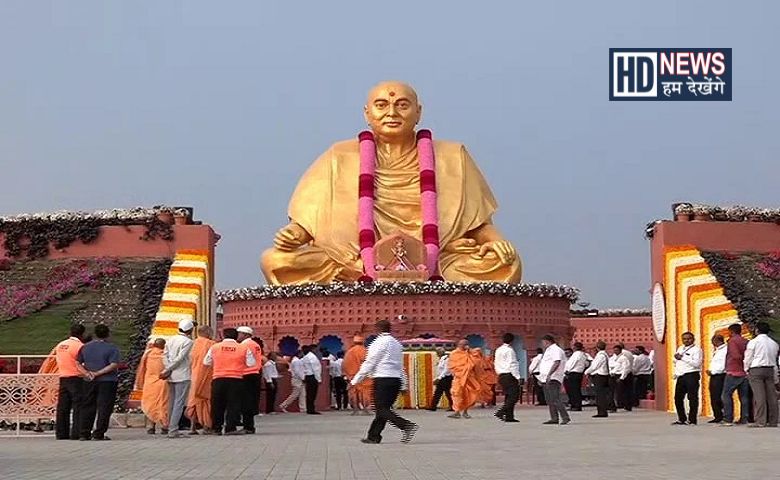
374, 102, 388, 109
396, 101, 410, 109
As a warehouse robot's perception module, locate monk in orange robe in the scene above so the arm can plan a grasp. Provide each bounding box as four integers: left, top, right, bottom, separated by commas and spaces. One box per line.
33, 346, 59, 431
135, 338, 170, 433
474, 349, 498, 406
343, 335, 373, 415
38, 347, 58, 374
447, 339, 487, 418
186, 325, 216, 433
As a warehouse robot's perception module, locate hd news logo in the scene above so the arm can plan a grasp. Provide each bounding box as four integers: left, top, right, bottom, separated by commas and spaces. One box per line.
609, 48, 732, 101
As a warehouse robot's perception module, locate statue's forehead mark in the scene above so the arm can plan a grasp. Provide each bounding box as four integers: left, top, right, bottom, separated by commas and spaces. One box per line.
389, 91, 395, 96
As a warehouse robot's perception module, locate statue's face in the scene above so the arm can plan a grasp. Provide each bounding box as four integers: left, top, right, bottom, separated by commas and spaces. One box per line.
364, 82, 421, 140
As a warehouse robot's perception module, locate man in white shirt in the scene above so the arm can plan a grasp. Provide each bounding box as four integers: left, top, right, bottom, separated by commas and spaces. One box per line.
612, 345, 633, 412
262, 353, 279, 414
539, 335, 570, 425
607, 352, 619, 412
672, 331, 703, 425
279, 351, 306, 413
585, 341, 611, 418
528, 348, 546, 406
707, 334, 727, 423
632, 346, 653, 406
161, 319, 194, 438
351, 319, 418, 444
301, 345, 323, 415
493, 333, 521, 422
744, 322, 779, 427
427, 348, 454, 411
323, 350, 337, 363
564, 342, 588, 411
331, 352, 348, 410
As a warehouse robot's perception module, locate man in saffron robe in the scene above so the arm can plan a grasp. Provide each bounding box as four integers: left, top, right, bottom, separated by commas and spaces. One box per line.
261, 81, 520, 285
32, 345, 60, 432
448, 339, 485, 418
476, 349, 498, 406
343, 335, 373, 415
136, 339, 170, 434
39, 347, 59, 374
186, 325, 216, 433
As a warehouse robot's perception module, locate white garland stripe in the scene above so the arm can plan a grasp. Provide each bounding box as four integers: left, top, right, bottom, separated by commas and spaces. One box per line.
217, 281, 579, 304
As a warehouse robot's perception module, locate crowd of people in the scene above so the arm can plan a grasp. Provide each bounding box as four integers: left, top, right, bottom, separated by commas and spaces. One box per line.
52, 317, 780, 442
672, 322, 779, 427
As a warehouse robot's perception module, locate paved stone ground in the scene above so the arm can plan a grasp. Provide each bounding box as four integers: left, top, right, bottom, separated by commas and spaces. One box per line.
1, 407, 778, 480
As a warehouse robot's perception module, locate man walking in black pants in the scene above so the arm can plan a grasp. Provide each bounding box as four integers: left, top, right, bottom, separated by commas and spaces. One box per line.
54, 324, 87, 440
493, 333, 521, 422
204, 328, 257, 435
78, 324, 120, 441
351, 319, 418, 444
331, 352, 348, 410
585, 341, 611, 418
301, 345, 322, 414
564, 342, 588, 411
672, 332, 703, 425
427, 348, 453, 411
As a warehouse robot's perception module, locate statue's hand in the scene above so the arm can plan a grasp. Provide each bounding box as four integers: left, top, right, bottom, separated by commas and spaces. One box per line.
443, 238, 479, 254
273, 223, 311, 252
471, 240, 516, 266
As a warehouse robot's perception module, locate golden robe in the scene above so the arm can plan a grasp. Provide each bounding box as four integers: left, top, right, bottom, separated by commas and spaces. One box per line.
343, 344, 373, 406
478, 353, 497, 404
136, 348, 170, 426
262, 139, 521, 284
448, 349, 488, 412
186, 336, 215, 428
37, 347, 59, 408
38, 347, 58, 374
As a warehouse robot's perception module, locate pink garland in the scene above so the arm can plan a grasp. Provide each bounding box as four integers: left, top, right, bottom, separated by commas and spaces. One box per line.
357, 131, 378, 279
416, 130, 441, 277
357, 130, 441, 281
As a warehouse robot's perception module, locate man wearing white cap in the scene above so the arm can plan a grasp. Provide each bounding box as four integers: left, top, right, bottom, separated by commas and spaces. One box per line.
237, 326, 263, 433
161, 319, 195, 438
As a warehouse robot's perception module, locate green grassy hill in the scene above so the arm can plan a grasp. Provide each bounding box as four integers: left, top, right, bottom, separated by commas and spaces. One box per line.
0, 259, 168, 356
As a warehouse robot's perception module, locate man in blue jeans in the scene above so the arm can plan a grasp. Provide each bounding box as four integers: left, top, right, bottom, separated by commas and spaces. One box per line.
78, 324, 121, 440
721, 323, 750, 426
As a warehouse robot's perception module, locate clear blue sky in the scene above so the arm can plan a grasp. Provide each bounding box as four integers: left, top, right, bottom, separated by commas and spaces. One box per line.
1, 2, 777, 307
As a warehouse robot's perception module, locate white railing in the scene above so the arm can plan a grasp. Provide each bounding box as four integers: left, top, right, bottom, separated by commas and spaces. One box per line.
0, 355, 58, 437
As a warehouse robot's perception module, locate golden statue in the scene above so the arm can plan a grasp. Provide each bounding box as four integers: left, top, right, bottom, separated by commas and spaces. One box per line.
261, 81, 521, 284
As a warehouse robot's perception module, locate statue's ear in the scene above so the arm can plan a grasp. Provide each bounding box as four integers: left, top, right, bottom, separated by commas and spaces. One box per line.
363, 105, 370, 123
416, 104, 423, 123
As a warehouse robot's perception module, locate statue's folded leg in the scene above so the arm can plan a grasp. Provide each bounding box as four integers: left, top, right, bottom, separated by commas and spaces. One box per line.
261, 246, 345, 285
439, 251, 522, 283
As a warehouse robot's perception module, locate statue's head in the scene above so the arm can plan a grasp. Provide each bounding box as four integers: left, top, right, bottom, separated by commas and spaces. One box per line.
364, 81, 422, 141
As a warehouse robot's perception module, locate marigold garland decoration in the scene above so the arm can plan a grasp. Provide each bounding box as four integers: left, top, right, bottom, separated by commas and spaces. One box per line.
663, 246, 740, 417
